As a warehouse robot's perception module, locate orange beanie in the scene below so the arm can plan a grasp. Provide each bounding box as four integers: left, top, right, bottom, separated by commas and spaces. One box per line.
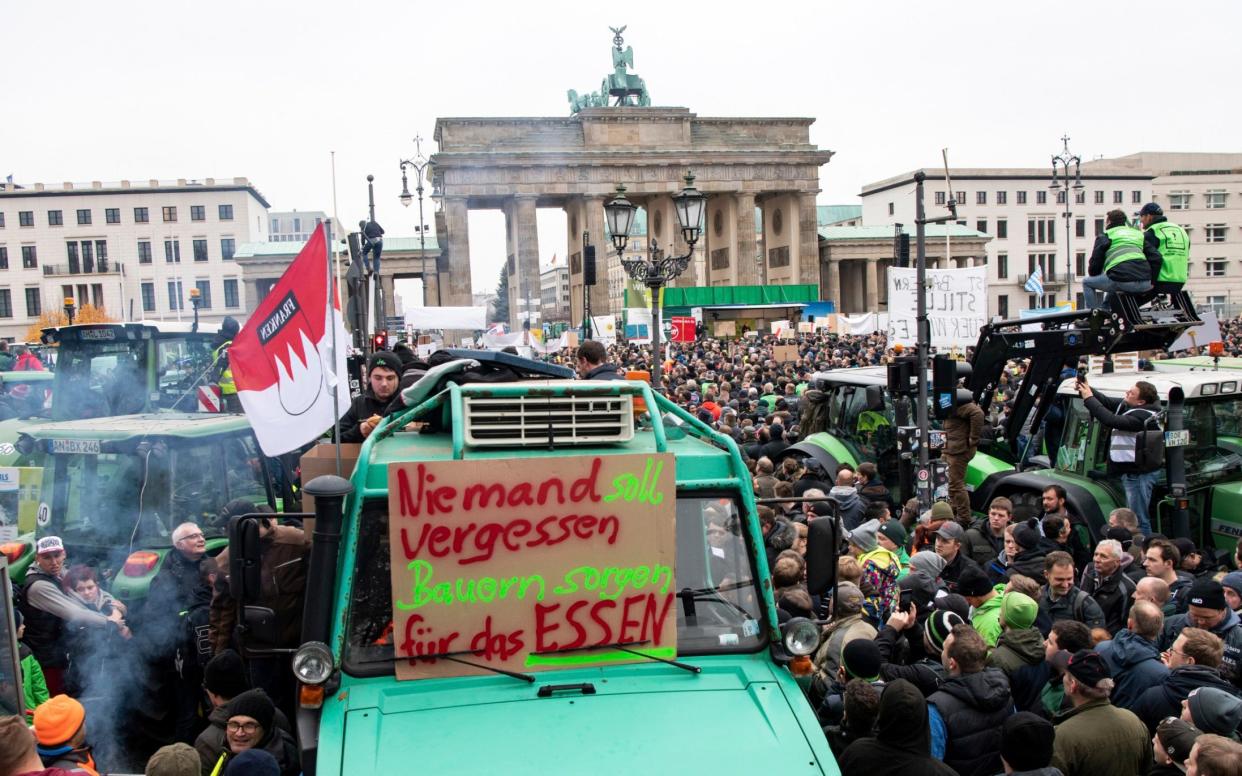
33, 694, 86, 745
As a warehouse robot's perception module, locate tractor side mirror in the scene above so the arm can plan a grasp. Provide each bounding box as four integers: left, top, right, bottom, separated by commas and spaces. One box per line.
228, 515, 263, 604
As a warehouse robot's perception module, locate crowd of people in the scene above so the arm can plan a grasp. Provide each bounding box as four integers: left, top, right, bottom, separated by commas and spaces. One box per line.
8, 506, 306, 776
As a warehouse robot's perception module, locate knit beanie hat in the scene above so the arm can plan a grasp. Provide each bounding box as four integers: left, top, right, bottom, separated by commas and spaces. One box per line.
1000, 712, 1055, 771
1155, 717, 1202, 767
367, 350, 401, 375
203, 649, 249, 700
935, 593, 971, 622
957, 565, 993, 598
841, 638, 882, 681
846, 519, 880, 554
1222, 571, 1242, 604
909, 550, 947, 579
223, 749, 281, 776
929, 501, 954, 522
924, 609, 965, 653
1188, 578, 1227, 611
224, 689, 275, 734
1012, 518, 1042, 551
1000, 592, 1039, 630
1186, 686, 1242, 737
146, 742, 201, 776
33, 694, 86, 745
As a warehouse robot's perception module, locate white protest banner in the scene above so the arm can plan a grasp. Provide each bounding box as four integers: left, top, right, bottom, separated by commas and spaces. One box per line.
405, 306, 488, 330
592, 315, 617, 345
1169, 311, 1221, 353
887, 265, 988, 348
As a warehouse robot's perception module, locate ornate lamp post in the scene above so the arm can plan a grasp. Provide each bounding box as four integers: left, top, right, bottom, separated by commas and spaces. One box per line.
63, 297, 76, 326
399, 136, 434, 303
189, 286, 202, 332
605, 171, 705, 392
1050, 135, 1084, 305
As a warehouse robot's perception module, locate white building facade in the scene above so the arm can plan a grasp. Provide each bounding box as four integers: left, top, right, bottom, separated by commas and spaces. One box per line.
0, 178, 269, 340
540, 262, 571, 323
861, 168, 1153, 318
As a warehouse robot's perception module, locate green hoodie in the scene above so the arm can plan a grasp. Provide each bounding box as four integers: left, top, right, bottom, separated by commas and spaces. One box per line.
970, 585, 1006, 647
21, 651, 48, 720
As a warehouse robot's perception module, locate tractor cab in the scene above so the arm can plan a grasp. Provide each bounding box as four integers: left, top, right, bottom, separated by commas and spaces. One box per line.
40, 321, 222, 420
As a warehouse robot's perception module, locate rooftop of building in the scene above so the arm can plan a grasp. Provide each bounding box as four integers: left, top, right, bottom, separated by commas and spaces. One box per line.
817, 204, 862, 225
861, 166, 1153, 196
1084, 152, 1242, 176
0, 177, 271, 207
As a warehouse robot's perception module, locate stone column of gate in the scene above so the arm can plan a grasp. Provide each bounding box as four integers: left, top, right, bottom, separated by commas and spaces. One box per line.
506, 195, 540, 331
442, 196, 473, 307
422, 265, 440, 307
585, 195, 613, 317
564, 198, 584, 327
797, 193, 820, 289
380, 273, 397, 328
735, 192, 759, 286
822, 257, 839, 314
865, 257, 880, 312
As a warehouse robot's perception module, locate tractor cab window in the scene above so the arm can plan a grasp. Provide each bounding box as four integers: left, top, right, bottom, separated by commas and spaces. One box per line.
1183, 398, 1242, 478
52, 338, 148, 419
1056, 397, 1093, 474
156, 337, 216, 409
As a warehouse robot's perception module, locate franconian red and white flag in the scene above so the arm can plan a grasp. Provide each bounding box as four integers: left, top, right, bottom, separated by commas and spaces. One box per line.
230, 225, 350, 456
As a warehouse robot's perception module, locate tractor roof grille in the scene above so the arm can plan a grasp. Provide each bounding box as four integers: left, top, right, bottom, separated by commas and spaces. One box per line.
462, 393, 634, 446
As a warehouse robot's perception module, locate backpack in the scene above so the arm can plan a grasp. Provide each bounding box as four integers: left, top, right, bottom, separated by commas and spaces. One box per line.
1127, 406, 1165, 472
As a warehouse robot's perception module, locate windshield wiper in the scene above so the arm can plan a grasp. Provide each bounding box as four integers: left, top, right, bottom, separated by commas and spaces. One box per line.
410, 648, 536, 683
534, 639, 701, 675
678, 586, 755, 619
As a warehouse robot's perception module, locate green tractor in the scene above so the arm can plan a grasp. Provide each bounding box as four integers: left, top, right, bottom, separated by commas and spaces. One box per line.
6, 413, 278, 601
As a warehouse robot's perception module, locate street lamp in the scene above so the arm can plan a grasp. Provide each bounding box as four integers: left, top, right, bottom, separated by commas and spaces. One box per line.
606, 171, 705, 393
63, 298, 75, 326
399, 135, 434, 303
189, 286, 202, 333
1050, 135, 1084, 306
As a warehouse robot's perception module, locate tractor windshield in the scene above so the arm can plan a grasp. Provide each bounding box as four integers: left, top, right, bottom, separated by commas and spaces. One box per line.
52, 338, 149, 420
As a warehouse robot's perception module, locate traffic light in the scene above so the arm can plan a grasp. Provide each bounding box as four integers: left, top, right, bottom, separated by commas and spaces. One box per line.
932, 354, 973, 419
897, 233, 911, 268
887, 355, 918, 395
347, 232, 363, 264
584, 245, 597, 286
372, 330, 388, 351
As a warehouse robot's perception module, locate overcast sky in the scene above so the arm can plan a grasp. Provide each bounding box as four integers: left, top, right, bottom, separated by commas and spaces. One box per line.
4, 0, 1239, 302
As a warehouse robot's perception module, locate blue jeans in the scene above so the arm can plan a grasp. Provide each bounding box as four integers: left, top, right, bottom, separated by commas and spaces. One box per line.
1123, 469, 1159, 534
1082, 274, 1152, 310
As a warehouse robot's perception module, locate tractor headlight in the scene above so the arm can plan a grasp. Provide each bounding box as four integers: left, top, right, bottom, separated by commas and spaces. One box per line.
782, 617, 821, 657
291, 641, 334, 685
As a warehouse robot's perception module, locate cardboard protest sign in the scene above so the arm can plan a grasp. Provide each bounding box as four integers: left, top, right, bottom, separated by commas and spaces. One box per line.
887, 265, 987, 348
773, 344, 799, 363
713, 320, 736, 338
387, 453, 677, 680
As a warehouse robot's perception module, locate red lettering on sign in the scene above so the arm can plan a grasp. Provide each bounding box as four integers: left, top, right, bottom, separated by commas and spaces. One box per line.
400, 512, 620, 564
534, 602, 562, 652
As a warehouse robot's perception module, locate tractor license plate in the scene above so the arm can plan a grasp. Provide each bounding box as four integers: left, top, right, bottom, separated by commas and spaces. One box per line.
1164, 430, 1190, 447
51, 438, 101, 454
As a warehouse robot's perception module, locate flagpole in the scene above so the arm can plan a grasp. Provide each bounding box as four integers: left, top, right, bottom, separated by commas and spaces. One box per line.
325, 220, 343, 477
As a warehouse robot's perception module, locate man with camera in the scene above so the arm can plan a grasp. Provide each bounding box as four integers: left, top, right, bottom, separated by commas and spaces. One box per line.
1075, 375, 1162, 533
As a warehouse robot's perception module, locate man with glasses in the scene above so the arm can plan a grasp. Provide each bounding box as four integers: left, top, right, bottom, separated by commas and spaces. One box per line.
1158, 579, 1242, 687
1133, 627, 1236, 733
146, 521, 213, 743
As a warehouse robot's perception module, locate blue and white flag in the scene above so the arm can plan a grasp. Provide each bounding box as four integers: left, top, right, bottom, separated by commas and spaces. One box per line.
1024, 265, 1044, 297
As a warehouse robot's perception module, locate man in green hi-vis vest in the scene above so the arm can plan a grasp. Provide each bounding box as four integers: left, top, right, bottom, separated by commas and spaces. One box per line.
1136, 202, 1190, 300
1082, 209, 1158, 310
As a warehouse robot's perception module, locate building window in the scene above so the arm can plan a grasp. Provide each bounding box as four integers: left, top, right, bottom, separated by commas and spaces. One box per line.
1113, 191, 1123, 204
23, 288, 39, 317
0, 247, 6, 270
224, 278, 239, 308
194, 280, 212, 308
935, 191, 946, 206
1075, 218, 1085, 238
1056, 190, 1066, 205
1204, 295, 1227, 316
218, 204, 234, 221
997, 295, 1008, 318
81, 241, 94, 273
21, 246, 36, 269
1016, 191, 1027, 205
1036, 191, 1047, 205
976, 219, 987, 234
977, 191, 987, 205
103, 208, 120, 225
1027, 218, 1056, 245
134, 207, 149, 223
76, 209, 91, 225
996, 191, 1007, 205
1205, 190, 1227, 209
138, 240, 152, 264
0, 290, 10, 318
1169, 192, 1191, 210
162, 206, 177, 223
141, 282, 155, 312
1132, 191, 1143, 204
1076, 252, 1086, 277
1028, 294, 1039, 308
956, 192, 967, 205
190, 205, 205, 222
1074, 190, 1085, 204
221, 238, 235, 260
1205, 224, 1227, 243
997, 253, 1008, 279
888, 202, 894, 216
193, 239, 208, 262
270, 218, 280, 232
1206, 258, 1227, 277
18, 211, 33, 227
1094, 218, 1105, 236
47, 210, 63, 226
996, 219, 1008, 239
165, 239, 181, 263
1094, 190, 1105, 204
167, 281, 184, 310
95, 240, 107, 270
90, 283, 103, 308
292, 217, 302, 232
67, 242, 80, 274
0, 213, 5, 228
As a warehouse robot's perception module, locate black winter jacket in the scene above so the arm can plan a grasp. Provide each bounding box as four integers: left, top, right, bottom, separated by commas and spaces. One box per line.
928, 668, 1014, 776
1131, 664, 1242, 733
